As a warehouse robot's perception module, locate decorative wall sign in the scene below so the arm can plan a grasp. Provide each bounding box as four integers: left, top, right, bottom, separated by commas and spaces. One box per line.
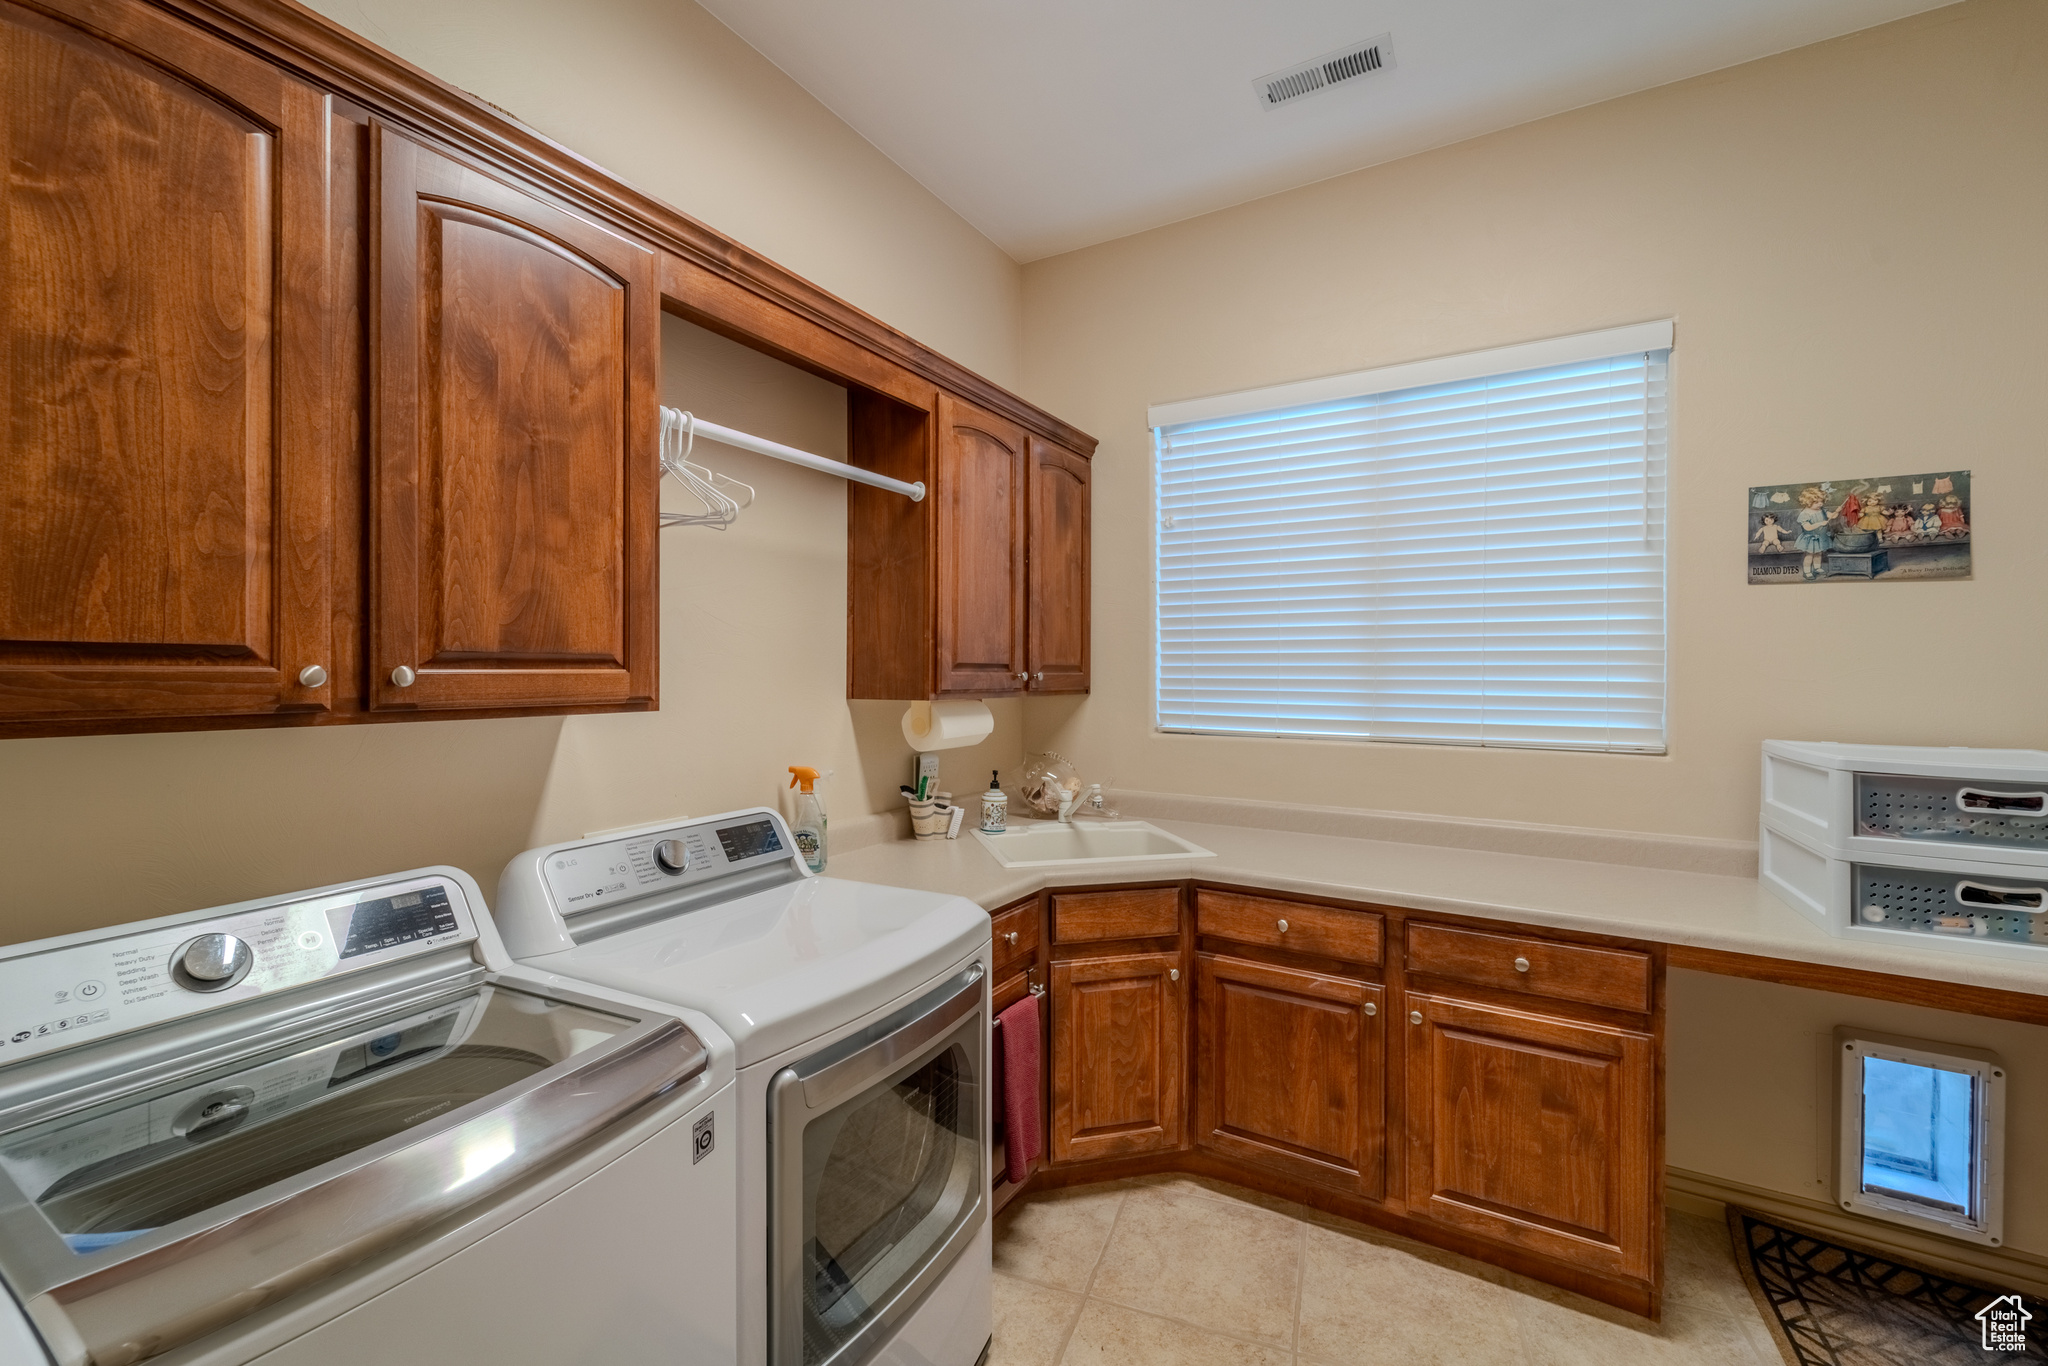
1748, 471, 1971, 584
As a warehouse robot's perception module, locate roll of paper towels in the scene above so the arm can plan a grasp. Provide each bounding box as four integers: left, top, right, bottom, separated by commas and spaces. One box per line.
901, 700, 995, 752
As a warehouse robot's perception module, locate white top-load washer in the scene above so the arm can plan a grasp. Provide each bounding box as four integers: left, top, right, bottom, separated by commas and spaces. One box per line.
494, 809, 993, 1366
0, 867, 736, 1366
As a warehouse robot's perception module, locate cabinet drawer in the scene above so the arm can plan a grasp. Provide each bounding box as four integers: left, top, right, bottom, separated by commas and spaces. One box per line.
1406, 924, 1651, 1014
1197, 890, 1382, 966
1052, 888, 1180, 943
991, 901, 1039, 977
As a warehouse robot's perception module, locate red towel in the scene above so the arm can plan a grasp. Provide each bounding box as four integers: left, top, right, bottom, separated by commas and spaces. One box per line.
996, 993, 1041, 1184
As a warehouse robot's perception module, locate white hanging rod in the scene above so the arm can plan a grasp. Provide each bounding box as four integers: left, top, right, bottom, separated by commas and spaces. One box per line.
659, 405, 924, 502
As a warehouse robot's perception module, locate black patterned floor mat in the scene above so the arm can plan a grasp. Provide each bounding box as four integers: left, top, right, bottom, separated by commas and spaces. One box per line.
1730, 1208, 2044, 1364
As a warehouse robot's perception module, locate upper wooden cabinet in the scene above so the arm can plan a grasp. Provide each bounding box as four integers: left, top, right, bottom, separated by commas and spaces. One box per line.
369, 126, 659, 713
0, 0, 339, 726
934, 393, 1028, 695
0, 0, 1088, 735
846, 393, 1092, 700
1027, 438, 1091, 693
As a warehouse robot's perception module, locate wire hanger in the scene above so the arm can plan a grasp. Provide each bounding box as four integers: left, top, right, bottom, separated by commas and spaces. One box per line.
660, 408, 756, 531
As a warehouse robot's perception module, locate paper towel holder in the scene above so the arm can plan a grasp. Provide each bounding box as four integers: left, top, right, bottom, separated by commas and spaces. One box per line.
901, 699, 995, 752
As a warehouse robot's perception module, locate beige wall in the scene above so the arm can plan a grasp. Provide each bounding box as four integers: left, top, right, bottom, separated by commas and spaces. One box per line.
0, 1, 1024, 945
304, 0, 1021, 385
1669, 969, 2048, 1260
1018, 0, 2048, 843
532, 318, 1025, 853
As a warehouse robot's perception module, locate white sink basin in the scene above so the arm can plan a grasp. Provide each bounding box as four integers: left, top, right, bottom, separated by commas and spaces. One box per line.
970, 820, 1215, 868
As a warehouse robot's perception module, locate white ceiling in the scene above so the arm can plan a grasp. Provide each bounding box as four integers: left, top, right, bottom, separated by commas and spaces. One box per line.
696, 0, 1953, 262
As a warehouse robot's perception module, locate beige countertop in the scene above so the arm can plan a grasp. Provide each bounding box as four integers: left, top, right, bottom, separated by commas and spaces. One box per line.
827, 818, 2048, 1001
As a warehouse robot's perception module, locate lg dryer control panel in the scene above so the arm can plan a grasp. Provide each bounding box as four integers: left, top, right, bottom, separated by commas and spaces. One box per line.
539, 810, 797, 913
0, 873, 480, 1067
495, 807, 806, 959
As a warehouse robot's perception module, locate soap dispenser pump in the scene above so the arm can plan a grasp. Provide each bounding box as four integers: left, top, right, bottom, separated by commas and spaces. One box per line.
979, 770, 1008, 834
788, 766, 826, 872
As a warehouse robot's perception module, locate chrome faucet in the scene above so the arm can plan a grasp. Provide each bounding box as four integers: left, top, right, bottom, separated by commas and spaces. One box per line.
1056, 783, 1117, 823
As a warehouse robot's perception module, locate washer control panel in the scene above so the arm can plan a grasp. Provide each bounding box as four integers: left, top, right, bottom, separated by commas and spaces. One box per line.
0, 875, 476, 1067
542, 811, 796, 916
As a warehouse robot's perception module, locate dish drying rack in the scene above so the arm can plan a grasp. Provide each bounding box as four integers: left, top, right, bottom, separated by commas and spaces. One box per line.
659, 405, 924, 530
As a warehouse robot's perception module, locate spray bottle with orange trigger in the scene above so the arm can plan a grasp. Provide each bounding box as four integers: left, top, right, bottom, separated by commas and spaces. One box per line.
787, 766, 826, 873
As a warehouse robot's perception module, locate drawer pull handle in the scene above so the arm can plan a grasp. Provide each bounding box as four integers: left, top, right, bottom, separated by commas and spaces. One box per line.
1514, 956, 1531, 973
1004, 931, 1019, 946
1409, 1010, 1423, 1025
1276, 918, 1289, 933
1169, 968, 1180, 982
1363, 1002, 1377, 1017
1957, 786, 2048, 817
1955, 880, 2046, 912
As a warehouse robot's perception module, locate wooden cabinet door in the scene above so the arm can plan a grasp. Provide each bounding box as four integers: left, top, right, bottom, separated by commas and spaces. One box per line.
1026, 438, 1089, 693
0, 0, 337, 725
934, 393, 1025, 695
1404, 992, 1655, 1280
1196, 955, 1384, 1197
1051, 952, 1186, 1162
371, 125, 658, 712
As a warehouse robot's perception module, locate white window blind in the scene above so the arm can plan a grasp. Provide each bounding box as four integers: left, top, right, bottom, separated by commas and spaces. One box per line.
1154, 341, 1668, 753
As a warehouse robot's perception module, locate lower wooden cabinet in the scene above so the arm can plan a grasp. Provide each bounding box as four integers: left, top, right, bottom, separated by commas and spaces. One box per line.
1050, 952, 1186, 1162
1402, 991, 1656, 1281
1027, 890, 1663, 1313
1195, 953, 1384, 1197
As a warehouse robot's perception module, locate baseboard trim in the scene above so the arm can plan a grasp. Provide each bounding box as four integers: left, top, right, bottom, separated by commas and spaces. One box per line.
1666, 1166, 2048, 1299
1108, 789, 1758, 877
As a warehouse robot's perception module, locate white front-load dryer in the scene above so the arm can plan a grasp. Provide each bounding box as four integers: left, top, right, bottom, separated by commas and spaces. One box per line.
495, 809, 993, 1366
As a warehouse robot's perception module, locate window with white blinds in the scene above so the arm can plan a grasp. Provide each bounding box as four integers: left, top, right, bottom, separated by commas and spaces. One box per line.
1154, 330, 1668, 753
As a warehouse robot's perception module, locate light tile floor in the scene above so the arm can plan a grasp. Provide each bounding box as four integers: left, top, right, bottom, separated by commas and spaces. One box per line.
990, 1175, 1784, 1366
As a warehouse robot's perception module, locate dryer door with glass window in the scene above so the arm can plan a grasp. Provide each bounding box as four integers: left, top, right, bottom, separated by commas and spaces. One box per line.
769, 965, 986, 1366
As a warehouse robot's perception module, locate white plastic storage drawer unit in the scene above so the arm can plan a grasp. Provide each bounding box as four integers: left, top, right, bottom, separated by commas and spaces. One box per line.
1761, 741, 2048, 960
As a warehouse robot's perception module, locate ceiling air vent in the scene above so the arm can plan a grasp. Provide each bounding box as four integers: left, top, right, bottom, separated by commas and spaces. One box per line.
1254, 34, 1395, 110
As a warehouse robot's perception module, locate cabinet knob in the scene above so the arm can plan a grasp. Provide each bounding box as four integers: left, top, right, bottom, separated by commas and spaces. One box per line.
1364, 1002, 1377, 1017
1513, 956, 1531, 973
1017, 671, 1029, 682
1409, 1010, 1423, 1025
1169, 968, 1180, 982
1033, 672, 1044, 682
1004, 931, 1019, 946
297, 664, 328, 688
390, 665, 417, 688
1276, 918, 1289, 933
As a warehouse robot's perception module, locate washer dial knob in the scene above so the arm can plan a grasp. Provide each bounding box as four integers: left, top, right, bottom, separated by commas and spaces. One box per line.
653, 839, 692, 875
173, 933, 254, 992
